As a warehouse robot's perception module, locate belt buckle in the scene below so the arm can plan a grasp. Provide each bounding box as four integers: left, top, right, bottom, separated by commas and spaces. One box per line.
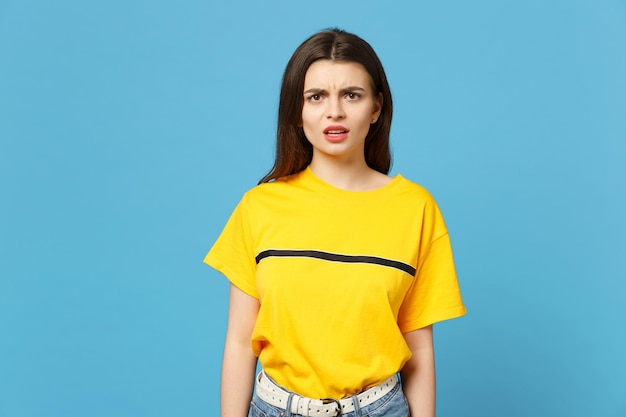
320, 398, 342, 416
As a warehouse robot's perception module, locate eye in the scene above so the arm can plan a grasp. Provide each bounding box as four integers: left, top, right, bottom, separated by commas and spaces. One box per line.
345, 92, 362, 100
306, 94, 323, 102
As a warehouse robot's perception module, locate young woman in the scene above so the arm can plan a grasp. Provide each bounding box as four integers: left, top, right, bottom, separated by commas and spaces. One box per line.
205, 29, 466, 417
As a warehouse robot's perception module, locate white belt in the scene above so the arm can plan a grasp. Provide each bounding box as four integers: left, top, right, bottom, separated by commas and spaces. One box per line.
255, 371, 398, 416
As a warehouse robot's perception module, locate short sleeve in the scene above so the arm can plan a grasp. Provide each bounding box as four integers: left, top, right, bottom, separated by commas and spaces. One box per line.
397, 202, 466, 332
204, 195, 258, 299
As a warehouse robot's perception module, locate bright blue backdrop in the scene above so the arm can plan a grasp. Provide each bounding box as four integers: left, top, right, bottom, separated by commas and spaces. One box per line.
1, 1, 625, 416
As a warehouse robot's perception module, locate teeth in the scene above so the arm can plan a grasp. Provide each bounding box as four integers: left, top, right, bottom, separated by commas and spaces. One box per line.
327, 130, 345, 134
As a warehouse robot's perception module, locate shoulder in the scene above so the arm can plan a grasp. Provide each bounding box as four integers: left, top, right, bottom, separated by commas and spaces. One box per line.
393, 176, 450, 235
393, 174, 437, 205
390, 175, 448, 225
239, 170, 304, 207
247, 171, 299, 195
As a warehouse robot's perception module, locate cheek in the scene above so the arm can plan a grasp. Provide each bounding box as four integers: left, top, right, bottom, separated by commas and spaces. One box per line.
300, 115, 316, 138
356, 111, 375, 127
301, 107, 322, 126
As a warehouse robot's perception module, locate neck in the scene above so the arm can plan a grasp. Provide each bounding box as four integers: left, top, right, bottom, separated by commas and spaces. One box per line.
309, 154, 389, 192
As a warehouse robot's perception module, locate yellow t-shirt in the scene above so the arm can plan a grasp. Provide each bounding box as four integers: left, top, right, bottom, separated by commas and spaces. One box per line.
204, 167, 466, 399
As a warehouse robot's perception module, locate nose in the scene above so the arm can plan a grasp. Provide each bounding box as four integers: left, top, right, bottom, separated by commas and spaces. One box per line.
326, 97, 345, 120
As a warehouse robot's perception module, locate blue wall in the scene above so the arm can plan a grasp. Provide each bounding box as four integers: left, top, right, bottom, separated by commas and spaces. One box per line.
1, 1, 624, 416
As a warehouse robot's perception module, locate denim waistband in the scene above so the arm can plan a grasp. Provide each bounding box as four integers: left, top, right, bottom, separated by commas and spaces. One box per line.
250, 371, 408, 417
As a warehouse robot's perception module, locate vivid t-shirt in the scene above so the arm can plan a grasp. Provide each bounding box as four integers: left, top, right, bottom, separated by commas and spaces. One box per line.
205, 167, 466, 399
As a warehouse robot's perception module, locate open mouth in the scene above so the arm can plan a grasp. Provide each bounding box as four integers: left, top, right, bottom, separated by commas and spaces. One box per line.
323, 125, 349, 137
323, 127, 349, 142
324, 130, 348, 139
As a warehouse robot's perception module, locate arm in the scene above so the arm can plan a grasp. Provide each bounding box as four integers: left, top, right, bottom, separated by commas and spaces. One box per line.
221, 284, 260, 417
401, 325, 436, 417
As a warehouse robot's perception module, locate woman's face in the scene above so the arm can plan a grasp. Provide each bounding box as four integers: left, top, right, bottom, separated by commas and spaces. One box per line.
301, 60, 382, 165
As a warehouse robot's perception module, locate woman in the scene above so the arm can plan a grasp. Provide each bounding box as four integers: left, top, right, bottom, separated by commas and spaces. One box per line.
205, 29, 466, 417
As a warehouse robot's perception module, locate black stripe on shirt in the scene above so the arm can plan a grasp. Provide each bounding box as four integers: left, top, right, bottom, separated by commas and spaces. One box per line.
255, 249, 416, 277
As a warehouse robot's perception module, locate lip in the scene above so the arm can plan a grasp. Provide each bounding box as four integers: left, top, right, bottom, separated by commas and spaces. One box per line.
323, 125, 349, 143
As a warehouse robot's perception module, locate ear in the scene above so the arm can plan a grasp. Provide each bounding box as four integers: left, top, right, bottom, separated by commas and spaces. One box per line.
371, 92, 383, 124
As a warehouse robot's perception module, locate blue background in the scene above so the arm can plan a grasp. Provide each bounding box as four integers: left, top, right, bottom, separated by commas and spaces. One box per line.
1, 1, 625, 416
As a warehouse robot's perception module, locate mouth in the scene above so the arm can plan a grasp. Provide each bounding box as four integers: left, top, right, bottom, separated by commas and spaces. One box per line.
323, 126, 349, 142
324, 125, 349, 134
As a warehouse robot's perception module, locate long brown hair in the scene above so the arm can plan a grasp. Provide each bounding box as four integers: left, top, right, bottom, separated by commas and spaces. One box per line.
259, 29, 393, 184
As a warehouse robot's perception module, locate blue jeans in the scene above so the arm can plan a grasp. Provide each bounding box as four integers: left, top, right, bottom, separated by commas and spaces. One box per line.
248, 380, 410, 417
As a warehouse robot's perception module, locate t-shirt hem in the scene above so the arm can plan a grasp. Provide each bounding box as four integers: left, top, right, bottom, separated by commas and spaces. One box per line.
398, 306, 467, 333
203, 255, 259, 299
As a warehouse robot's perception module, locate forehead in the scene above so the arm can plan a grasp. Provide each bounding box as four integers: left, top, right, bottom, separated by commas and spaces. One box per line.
303, 60, 373, 89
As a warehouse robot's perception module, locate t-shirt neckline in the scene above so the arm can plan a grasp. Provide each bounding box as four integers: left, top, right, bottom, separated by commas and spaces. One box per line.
300, 166, 404, 198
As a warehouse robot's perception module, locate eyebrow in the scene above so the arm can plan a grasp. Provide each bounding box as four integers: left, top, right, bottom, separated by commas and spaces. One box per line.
303, 86, 367, 95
